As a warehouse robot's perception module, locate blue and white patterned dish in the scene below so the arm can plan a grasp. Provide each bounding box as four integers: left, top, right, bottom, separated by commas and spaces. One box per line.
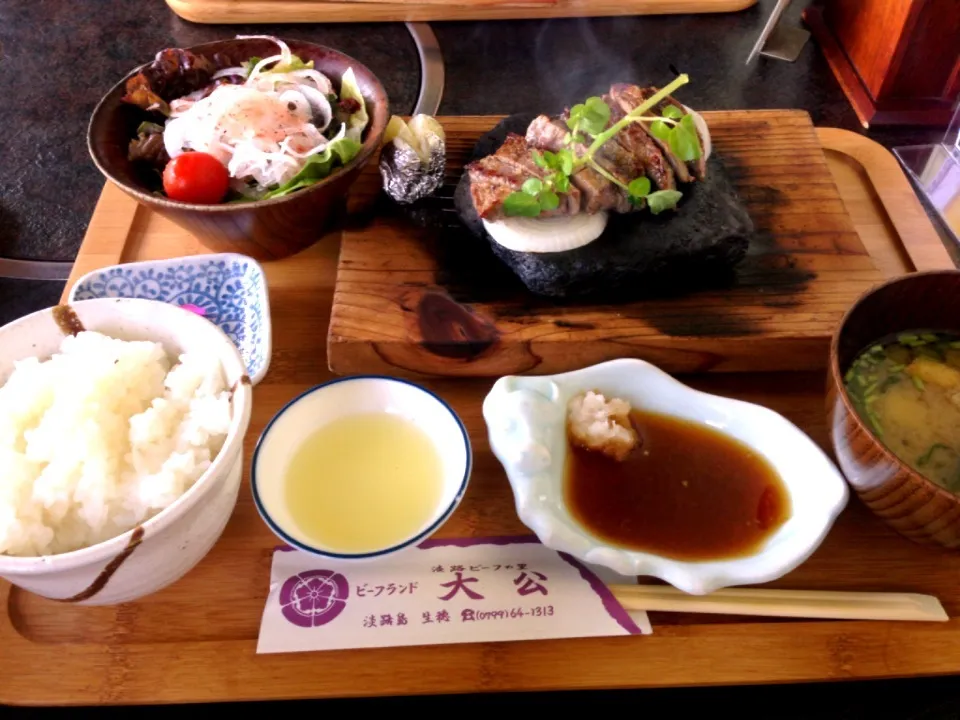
69, 253, 272, 385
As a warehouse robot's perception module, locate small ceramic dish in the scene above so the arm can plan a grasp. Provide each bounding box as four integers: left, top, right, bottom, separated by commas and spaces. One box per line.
69, 253, 271, 385
252, 375, 472, 560
483, 358, 849, 595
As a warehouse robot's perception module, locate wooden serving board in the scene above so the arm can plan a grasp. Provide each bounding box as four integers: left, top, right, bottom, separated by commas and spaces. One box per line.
328, 112, 953, 379
166, 0, 757, 24
1, 129, 957, 707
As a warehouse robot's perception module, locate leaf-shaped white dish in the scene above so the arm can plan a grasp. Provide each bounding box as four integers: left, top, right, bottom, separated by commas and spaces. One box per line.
482, 359, 849, 595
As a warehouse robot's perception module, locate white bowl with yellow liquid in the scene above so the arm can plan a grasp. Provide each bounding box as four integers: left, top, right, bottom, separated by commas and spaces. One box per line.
252, 376, 472, 559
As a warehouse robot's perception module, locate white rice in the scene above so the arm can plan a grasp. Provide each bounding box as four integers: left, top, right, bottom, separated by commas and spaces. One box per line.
0, 331, 233, 557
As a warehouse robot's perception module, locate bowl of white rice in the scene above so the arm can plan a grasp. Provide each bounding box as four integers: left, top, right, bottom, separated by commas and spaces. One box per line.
0, 298, 253, 604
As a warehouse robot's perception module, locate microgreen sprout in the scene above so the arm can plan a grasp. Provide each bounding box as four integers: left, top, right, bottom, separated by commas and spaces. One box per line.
566, 97, 611, 143
502, 149, 572, 216
649, 105, 702, 163
503, 74, 701, 218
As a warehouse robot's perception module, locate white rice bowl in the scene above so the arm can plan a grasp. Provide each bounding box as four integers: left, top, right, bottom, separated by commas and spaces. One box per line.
0, 331, 232, 557
0, 298, 252, 605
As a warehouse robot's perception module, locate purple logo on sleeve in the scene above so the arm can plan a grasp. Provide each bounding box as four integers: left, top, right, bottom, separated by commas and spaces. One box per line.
279, 570, 349, 628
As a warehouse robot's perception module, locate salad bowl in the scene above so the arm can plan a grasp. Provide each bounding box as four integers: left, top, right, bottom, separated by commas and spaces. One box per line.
482, 359, 849, 595
88, 37, 389, 261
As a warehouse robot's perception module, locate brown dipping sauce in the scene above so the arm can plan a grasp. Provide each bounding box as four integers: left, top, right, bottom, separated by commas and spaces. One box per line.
564, 409, 791, 561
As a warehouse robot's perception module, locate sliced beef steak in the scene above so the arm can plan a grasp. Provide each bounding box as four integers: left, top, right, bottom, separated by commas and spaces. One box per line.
454, 114, 753, 301
526, 114, 633, 214
466, 132, 580, 219
604, 93, 676, 191
659, 95, 708, 181
609, 84, 694, 184
469, 83, 706, 220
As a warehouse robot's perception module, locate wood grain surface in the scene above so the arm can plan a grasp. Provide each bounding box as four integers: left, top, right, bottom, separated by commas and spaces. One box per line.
1, 126, 957, 706
166, 0, 757, 23
327, 112, 946, 379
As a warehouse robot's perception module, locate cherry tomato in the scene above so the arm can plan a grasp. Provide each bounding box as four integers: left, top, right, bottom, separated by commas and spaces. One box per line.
162, 152, 230, 204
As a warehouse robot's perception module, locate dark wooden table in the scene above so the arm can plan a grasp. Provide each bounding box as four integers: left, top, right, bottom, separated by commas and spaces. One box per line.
1, 0, 958, 714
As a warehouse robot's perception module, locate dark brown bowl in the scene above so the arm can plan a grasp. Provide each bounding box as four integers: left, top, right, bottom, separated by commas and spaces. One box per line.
828, 270, 960, 548
88, 38, 389, 260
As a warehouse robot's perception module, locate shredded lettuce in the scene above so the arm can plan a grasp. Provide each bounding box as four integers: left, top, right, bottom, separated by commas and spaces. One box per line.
259, 127, 361, 200
339, 67, 369, 142
270, 55, 314, 73
242, 54, 314, 77
241, 56, 262, 77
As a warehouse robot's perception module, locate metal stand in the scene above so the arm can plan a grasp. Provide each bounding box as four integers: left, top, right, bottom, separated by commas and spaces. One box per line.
746, 0, 810, 64
406, 22, 445, 116
0, 258, 72, 281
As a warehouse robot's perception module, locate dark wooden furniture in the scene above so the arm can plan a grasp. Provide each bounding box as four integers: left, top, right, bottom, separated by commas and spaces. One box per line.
803, 0, 960, 127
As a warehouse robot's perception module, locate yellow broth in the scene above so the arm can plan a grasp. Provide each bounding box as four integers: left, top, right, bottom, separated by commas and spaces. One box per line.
845, 331, 960, 493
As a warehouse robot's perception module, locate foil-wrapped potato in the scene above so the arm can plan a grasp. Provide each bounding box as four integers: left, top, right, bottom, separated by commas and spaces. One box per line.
379, 115, 446, 204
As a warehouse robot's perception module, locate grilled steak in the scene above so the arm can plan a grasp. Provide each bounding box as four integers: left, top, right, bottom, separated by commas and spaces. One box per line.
614, 85, 707, 182
603, 93, 676, 191
455, 113, 752, 300
659, 95, 708, 181
609, 84, 694, 184
468, 83, 706, 220
466, 132, 581, 219
525, 115, 631, 214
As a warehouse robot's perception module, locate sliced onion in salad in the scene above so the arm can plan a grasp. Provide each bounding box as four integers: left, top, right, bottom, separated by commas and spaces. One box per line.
284, 84, 332, 131
247, 54, 285, 80
482, 212, 608, 253
212, 66, 247, 80
235, 35, 295, 71
254, 69, 333, 95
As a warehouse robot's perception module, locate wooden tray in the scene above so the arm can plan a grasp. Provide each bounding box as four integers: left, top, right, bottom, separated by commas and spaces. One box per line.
166, 0, 757, 24
328, 112, 953, 379
2, 129, 957, 707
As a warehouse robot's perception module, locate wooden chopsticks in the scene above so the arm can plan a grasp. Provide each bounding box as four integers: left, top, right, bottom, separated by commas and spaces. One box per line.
610, 584, 949, 622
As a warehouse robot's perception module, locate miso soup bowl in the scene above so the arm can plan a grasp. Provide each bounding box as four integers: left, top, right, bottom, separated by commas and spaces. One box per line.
828, 270, 960, 549
483, 358, 849, 595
